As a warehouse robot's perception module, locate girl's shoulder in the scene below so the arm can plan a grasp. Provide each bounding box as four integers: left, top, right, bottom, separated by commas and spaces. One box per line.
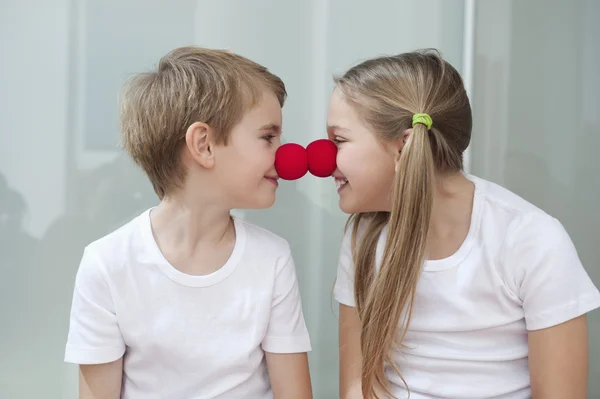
467, 174, 560, 241
468, 175, 590, 299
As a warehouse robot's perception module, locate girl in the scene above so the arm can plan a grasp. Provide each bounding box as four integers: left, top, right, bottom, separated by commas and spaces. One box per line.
328, 49, 600, 399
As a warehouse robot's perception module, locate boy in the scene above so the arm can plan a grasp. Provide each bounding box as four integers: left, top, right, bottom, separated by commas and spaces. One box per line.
64, 46, 313, 399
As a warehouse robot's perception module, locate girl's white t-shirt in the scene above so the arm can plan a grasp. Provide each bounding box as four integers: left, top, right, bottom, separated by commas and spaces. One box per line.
334, 174, 600, 399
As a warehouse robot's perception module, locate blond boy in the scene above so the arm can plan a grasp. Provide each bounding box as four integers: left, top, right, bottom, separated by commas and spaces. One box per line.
64, 46, 312, 399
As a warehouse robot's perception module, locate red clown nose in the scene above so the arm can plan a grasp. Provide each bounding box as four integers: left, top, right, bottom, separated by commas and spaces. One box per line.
274, 143, 308, 180
275, 139, 337, 181
307, 139, 338, 177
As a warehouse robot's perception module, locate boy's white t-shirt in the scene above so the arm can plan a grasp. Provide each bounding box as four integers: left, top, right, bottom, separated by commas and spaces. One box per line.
65, 209, 311, 399
334, 174, 600, 399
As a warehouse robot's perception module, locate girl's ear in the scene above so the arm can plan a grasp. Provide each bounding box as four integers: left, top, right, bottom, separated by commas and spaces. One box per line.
394, 128, 413, 172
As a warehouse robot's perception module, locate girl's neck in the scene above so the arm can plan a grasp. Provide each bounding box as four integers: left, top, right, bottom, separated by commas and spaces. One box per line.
427, 172, 475, 260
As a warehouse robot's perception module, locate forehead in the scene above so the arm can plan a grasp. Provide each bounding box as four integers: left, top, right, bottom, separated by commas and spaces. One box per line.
254, 90, 282, 117
227, 91, 282, 144
240, 90, 282, 126
327, 87, 367, 134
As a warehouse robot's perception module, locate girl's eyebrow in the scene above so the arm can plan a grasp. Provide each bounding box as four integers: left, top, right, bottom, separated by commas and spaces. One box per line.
327, 125, 349, 134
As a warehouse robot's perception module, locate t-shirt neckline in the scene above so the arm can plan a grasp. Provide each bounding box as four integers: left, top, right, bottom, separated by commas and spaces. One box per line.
423, 173, 484, 271
377, 173, 484, 272
140, 208, 246, 287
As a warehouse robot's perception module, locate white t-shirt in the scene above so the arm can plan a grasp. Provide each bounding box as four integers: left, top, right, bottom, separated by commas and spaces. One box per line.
65, 209, 311, 399
334, 174, 600, 399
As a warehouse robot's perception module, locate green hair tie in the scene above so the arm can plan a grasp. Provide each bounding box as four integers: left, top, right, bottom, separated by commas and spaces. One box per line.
412, 113, 433, 130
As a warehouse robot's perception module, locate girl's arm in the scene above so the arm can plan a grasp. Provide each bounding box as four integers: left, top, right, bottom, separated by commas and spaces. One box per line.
339, 304, 364, 399
502, 215, 599, 398
528, 314, 589, 399
79, 358, 123, 399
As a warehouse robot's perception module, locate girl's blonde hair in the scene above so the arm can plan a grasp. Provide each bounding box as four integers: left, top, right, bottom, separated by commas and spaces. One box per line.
335, 49, 472, 398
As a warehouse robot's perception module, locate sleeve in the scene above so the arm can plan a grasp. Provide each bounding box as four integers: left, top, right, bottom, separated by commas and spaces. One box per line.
261, 247, 312, 354
505, 214, 600, 331
333, 225, 356, 307
64, 247, 126, 364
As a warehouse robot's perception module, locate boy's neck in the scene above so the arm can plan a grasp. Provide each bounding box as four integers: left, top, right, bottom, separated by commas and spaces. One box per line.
149, 193, 235, 271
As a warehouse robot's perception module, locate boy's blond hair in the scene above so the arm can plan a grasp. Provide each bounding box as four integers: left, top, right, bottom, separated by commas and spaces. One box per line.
119, 46, 287, 199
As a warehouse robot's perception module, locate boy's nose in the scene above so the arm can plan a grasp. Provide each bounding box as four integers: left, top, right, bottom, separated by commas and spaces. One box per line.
274, 139, 337, 180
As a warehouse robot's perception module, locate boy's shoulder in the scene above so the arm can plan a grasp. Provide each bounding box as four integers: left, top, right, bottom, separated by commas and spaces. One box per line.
234, 217, 292, 258
83, 209, 149, 269
82, 212, 296, 277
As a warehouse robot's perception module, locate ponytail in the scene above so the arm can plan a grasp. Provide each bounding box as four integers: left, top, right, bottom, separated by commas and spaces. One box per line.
335, 49, 470, 399
359, 120, 435, 399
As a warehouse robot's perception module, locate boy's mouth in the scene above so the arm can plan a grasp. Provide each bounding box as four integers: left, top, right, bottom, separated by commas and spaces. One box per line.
265, 175, 279, 187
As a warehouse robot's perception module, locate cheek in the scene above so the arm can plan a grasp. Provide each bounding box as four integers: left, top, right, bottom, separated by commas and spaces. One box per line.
264, 145, 277, 164
369, 158, 395, 193
336, 146, 361, 176
347, 151, 395, 202
235, 144, 275, 176
217, 147, 252, 182
252, 144, 276, 171
338, 145, 391, 179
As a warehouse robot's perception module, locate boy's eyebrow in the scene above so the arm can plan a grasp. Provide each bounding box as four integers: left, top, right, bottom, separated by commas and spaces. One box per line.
259, 123, 281, 133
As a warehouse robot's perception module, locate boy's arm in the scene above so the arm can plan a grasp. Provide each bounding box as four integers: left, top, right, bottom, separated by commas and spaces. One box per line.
266, 352, 312, 399
339, 304, 363, 399
261, 247, 312, 398
65, 247, 126, 397
79, 358, 123, 399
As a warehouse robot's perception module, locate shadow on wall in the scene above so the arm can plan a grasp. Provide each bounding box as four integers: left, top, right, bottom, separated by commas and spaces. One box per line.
502, 150, 570, 219
0, 155, 158, 397
0, 172, 44, 396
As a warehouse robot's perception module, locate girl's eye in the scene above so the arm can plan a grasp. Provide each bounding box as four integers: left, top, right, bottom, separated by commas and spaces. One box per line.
332, 137, 345, 144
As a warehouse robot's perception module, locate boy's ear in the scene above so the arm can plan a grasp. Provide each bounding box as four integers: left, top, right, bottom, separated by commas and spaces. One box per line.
185, 122, 216, 169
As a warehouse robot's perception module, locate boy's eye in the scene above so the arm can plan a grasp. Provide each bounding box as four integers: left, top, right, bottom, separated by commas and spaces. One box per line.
262, 134, 276, 143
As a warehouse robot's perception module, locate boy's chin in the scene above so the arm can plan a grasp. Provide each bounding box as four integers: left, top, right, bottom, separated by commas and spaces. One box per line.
255, 197, 276, 209
237, 194, 276, 210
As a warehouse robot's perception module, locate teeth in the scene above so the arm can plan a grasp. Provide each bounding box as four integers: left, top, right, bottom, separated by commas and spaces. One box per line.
334, 177, 348, 189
